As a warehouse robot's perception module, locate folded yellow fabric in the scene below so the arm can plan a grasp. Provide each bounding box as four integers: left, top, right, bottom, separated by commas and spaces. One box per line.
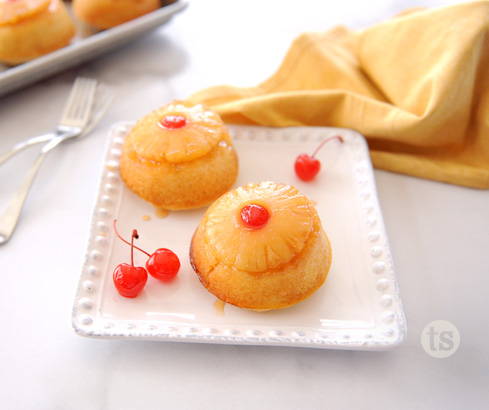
189, 1, 489, 188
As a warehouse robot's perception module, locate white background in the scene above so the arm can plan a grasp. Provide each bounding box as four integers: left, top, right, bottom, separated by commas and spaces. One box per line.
1, 1, 488, 409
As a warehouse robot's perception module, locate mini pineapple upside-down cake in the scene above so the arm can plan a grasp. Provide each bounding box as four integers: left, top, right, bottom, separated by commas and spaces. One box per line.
73, 0, 160, 30
120, 101, 239, 210
190, 182, 332, 311
0, 0, 75, 65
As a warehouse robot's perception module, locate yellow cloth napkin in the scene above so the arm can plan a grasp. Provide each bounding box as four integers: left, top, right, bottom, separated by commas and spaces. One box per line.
189, 1, 489, 189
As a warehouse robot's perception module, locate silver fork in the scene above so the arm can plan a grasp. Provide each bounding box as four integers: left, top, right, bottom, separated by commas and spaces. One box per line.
0, 77, 97, 245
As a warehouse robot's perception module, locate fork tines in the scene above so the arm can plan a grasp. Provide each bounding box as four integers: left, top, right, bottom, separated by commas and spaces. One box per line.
61, 77, 97, 129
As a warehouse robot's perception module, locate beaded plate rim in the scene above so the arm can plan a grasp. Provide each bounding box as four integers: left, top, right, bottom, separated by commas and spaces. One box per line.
72, 122, 407, 350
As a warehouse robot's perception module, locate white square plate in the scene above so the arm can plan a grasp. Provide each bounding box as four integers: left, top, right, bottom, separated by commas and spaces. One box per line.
72, 123, 407, 350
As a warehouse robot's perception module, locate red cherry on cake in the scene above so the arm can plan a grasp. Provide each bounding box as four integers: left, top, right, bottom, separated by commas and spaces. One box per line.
146, 248, 180, 281
160, 115, 187, 129
113, 220, 181, 282
240, 204, 270, 229
113, 229, 148, 298
294, 135, 344, 182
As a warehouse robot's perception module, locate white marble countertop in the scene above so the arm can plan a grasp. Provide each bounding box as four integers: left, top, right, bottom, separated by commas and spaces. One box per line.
1, 1, 488, 409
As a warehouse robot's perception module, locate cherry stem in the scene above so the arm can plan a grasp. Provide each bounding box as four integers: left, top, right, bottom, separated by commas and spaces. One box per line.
311, 135, 344, 158
113, 220, 151, 257
130, 230, 138, 266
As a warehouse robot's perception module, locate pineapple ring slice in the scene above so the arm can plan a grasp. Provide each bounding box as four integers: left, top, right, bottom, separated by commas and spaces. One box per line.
203, 182, 316, 273
0, 0, 50, 26
126, 101, 227, 164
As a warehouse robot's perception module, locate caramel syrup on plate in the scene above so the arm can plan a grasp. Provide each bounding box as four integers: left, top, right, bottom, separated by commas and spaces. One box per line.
155, 208, 170, 218
213, 299, 226, 316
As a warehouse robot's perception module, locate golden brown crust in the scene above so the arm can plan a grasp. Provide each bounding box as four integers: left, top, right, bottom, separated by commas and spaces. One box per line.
73, 0, 160, 29
0, 0, 75, 65
0, 0, 50, 26
190, 211, 332, 310
120, 140, 239, 210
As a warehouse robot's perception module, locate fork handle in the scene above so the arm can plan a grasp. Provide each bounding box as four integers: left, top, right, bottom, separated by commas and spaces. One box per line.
0, 136, 64, 245
0, 133, 56, 166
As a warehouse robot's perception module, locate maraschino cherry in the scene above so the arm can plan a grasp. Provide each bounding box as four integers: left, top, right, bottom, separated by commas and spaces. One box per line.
146, 249, 181, 281
113, 229, 148, 298
240, 204, 270, 229
113, 220, 180, 282
294, 135, 344, 181
159, 115, 187, 129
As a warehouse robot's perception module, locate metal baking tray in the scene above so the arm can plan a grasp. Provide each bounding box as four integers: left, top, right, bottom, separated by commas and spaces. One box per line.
0, 0, 187, 97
